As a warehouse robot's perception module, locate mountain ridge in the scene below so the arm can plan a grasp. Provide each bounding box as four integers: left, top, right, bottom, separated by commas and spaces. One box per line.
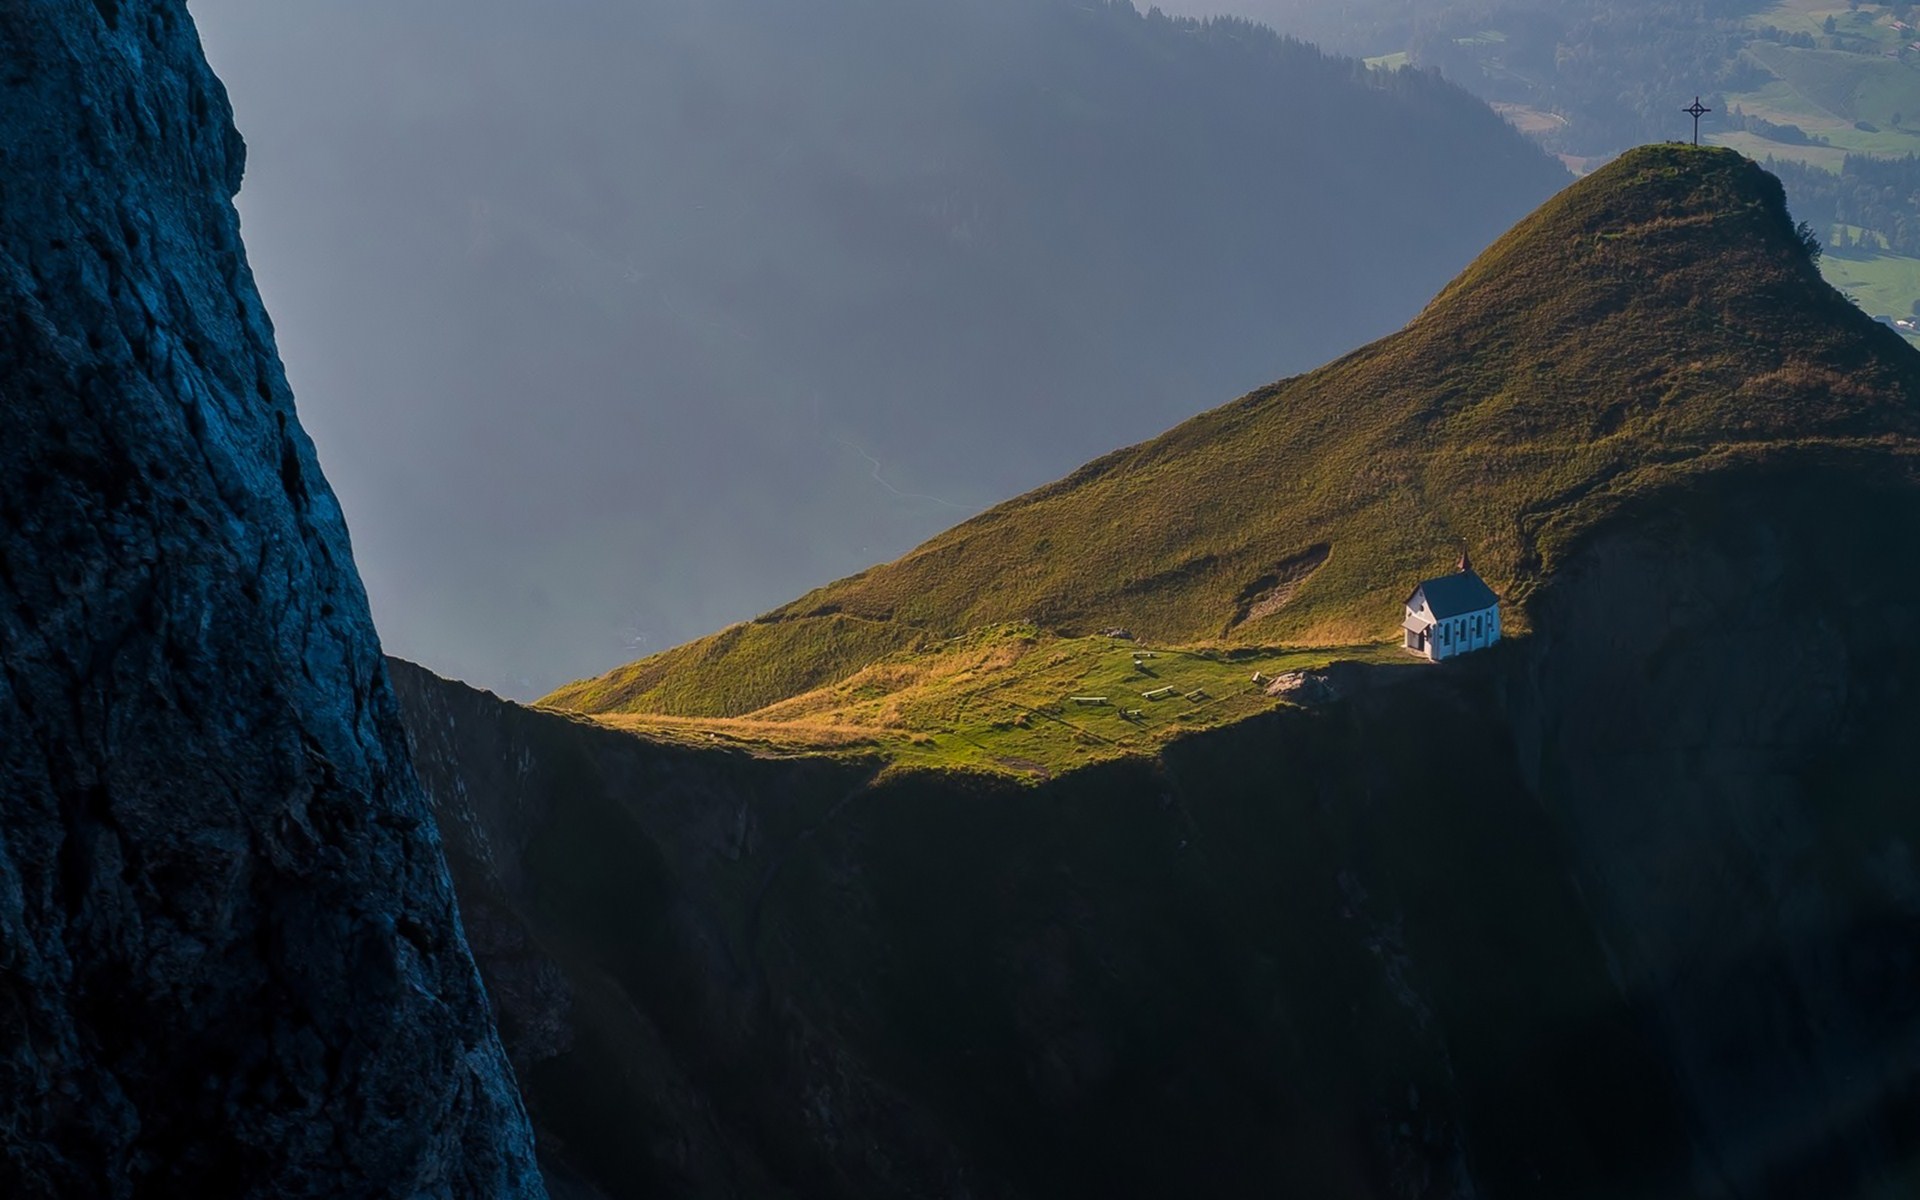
546, 144, 1920, 724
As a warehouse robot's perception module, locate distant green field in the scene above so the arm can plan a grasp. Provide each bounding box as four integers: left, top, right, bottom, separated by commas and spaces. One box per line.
1711, 4, 1920, 335
1734, 42, 1920, 155
1708, 130, 1849, 171
1819, 247, 1920, 332
1759, 1, 1903, 48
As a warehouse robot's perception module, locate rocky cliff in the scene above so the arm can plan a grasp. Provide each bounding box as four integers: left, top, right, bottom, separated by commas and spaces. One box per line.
395, 653, 1695, 1199
396, 460, 1920, 1199
0, 4, 544, 1195
1511, 464, 1920, 1197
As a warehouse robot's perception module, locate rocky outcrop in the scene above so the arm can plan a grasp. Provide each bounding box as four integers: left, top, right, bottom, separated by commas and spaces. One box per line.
0, 4, 544, 1195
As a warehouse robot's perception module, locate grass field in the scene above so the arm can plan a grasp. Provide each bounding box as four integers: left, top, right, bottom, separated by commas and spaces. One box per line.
1731, 43, 1920, 156
1818, 245, 1920, 320
1491, 102, 1569, 139
1707, 129, 1850, 171
581, 626, 1411, 779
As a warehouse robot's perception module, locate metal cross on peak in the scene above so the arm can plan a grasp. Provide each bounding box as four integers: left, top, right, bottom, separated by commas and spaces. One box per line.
1684, 96, 1712, 146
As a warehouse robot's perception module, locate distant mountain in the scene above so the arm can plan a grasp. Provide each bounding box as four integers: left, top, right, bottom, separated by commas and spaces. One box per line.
191, 0, 1565, 695
548, 145, 1920, 721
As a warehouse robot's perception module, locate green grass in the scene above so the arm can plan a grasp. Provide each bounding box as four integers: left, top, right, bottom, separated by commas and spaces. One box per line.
1707, 129, 1849, 171
546, 147, 1920, 766
1758, 0, 1873, 42
1723, 4, 1920, 158
1817, 243, 1920, 333
1732, 42, 1920, 155
578, 625, 1409, 779
542, 610, 922, 716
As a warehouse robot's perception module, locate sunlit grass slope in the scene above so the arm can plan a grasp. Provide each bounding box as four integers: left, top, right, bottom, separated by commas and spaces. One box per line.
548, 146, 1920, 736
590, 624, 1408, 779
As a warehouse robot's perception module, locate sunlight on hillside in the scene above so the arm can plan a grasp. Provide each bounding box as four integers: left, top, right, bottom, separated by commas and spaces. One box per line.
580, 626, 1410, 779
547, 148, 1920, 773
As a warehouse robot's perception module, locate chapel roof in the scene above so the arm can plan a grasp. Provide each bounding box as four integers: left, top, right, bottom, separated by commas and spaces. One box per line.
1408, 570, 1498, 620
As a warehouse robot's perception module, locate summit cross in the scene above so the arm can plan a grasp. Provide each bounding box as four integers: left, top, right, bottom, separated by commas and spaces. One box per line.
1684, 96, 1712, 146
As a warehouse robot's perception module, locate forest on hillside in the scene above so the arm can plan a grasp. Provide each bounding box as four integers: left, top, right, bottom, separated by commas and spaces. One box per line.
1153, 0, 1774, 155
1771, 153, 1920, 255
192, 0, 1565, 694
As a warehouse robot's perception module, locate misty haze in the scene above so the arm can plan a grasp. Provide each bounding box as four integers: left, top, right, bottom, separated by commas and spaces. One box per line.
188, 0, 1562, 696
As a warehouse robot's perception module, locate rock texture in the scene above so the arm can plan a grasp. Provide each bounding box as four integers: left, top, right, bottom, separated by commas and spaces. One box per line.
0, 4, 545, 1195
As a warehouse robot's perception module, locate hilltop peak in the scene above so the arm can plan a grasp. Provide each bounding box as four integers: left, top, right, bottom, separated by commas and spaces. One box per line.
548, 147, 1920, 723
1416, 144, 1831, 344
1443, 144, 1804, 288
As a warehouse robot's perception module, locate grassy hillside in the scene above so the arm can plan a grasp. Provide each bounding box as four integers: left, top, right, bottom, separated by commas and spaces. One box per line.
546, 146, 1920, 750
589, 625, 1411, 780
196, 0, 1568, 698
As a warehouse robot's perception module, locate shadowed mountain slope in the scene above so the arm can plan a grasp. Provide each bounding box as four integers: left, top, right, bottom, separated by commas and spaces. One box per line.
402, 447, 1920, 1196
402, 655, 1704, 1199
548, 145, 1920, 719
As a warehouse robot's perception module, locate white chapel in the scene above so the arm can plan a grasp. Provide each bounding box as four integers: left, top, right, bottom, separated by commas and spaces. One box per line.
1403, 551, 1500, 662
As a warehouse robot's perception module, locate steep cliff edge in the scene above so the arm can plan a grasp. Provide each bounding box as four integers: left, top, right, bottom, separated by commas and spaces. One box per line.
396, 652, 1693, 1199
0, 4, 544, 1195
396, 461, 1920, 1199
1510, 464, 1920, 1196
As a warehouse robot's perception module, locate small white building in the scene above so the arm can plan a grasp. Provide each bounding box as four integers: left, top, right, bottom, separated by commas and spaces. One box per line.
1403, 553, 1501, 662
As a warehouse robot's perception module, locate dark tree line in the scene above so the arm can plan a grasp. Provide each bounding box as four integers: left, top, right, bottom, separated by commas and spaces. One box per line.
1729, 107, 1828, 147
1768, 154, 1920, 257
1397, 1, 1775, 156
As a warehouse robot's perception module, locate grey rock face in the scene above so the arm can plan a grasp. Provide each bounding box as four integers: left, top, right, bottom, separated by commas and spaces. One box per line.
0, 3, 546, 1195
